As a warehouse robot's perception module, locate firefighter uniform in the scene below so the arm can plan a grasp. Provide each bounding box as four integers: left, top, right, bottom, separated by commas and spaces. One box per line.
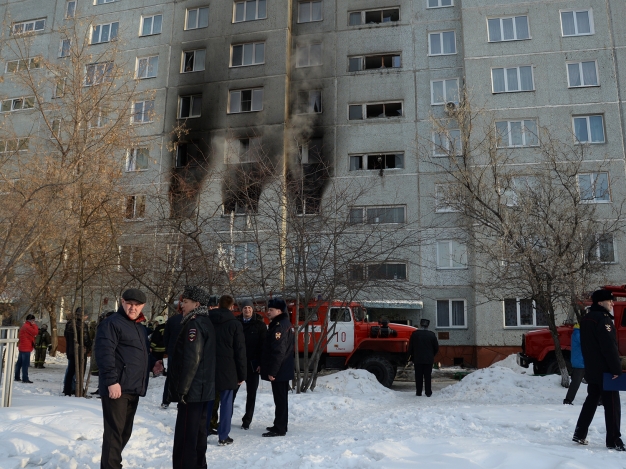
34, 325, 51, 368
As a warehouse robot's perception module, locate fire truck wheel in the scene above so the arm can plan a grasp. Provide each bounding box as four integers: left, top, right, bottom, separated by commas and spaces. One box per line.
360, 355, 395, 388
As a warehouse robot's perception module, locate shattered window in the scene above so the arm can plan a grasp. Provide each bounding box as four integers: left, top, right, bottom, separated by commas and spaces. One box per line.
179, 95, 202, 118
125, 195, 146, 220
365, 102, 402, 118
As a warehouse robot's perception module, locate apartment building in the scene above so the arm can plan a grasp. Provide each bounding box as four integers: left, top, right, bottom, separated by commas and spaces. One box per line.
1, 0, 625, 367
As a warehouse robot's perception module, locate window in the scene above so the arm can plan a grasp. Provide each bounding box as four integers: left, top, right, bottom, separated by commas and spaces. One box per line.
297, 90, 322, 114
561, 10, 593, 37
349, 263, 407, 281
348, 8, 399, 25
231, 42, 265, 67
428, 0, 452, 7
0, 96, 35, 113
348, 54, 401, 72
293, 243, 321, 271
186, 7, 209, 29
126, 148, 149, 171
234, 0, 266, 22
91, 22, 119, 44
125, 195, 146, 219
431, 79, 459, 105
225, 137, 262, 163
228, 89, 263, 113
349, 206, 406, 224
0, 138, 29, 153
220, 243, 258, 270
136, 56, 158, 79
436, 240, 467, 269
179, 95, 202, 118
492, 66, 534, 93
589, 234, 616, 263
141, 15, 162, 36
119, 246, 143, 272
54, 79, 66, 98
132, 100, 154, 123
5, 57, 42, 73
495, 120, 538, 147
435, 184, 460, 212
573, 115, 605, 144
298, 138, 323, 164
348, 102, 403, 120
298, 1, 322, 23
89, 109, 108, 128
349, 153, 404, 171
487, 16, 529, 42
578, 172, 610, 202
65, 1, 76, 18
182, 50, 206, 73
175, 142, 201, 167
59, 39, 71, 57
433, 129, 461, 156
96, 0, 116, 4
429, 31, 456, 55
504, 298, 548, 327
437, 299, 466, 328
296, 43, 322, 67
567, 61, 598, 87
12, 19, 46, 35
50, 118, 61, 138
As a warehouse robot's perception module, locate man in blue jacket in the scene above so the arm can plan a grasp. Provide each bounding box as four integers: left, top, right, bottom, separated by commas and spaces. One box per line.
261, 298, 294, 437
95, 289, 162, 469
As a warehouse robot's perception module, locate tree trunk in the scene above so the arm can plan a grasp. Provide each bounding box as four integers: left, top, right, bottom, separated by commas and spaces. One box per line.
47, 302, 58, 357
547, 313, 569, 387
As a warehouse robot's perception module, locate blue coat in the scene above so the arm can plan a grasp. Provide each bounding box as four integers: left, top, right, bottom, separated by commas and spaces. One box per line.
95, 307, 152, 397
570, 325, 584, 369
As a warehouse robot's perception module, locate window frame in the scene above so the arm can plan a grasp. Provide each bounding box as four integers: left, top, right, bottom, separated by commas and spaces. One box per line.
230, 42, 265, 67
427, 0, 453, 8
132, 99, 154, 124
185, 7, 209, 30
228, 88, 264, 114
124, 194, 146, 220
296, 90, 322, 114
348, 205, 406, 225
348, 153, 404, 171
436, 299, 467, 329
495, 119, 539, 148
178, 95, 202, 119
436, 239, 467, 269
135, 55, 159, 79
347, 101, 403, 120
487, 15, 530, 42
566, 60, 599, 88
503, 298, 548, 328
589, 233, 617, 264
233, 0, 267, 23
435, 184, 461, 213
428, 30, 457, 56
220, 242, 258, 271
181, 49, 206, 73
432, 129, 462, 156
430, 78, 460, 105
91, 21, 119, 45
560, 9, 594, 37
491, 66, 535, 93
577, 172, 610, 203
126, 147, 150, 172
296, 42, 323, 68
298, 1, 323, 23
348, 53, 401, 72
0, 138, 29, 153
572, 114, 605, 144
59, 39, 72, 58
5, 57, 42, 73
347, 8, 400, 26
140, 14, 163, 37
11, 18, 46, 35
224, 136, 263, 164
65, 1, 77, 19
0, 96, 35, 113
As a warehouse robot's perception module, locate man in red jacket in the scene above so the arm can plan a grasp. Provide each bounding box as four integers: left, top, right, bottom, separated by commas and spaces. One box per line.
15, 314, 39, 383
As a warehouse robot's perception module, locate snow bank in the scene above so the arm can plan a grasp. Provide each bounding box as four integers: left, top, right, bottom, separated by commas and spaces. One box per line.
314, 369, 392, 396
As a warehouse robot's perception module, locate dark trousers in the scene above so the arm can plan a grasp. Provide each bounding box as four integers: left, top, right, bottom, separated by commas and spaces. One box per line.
414, 363, 433, 396
574, 382, 622, 447
565, 368, 585, 403
15, 351, 31, 381
34, 347, 47, 367
271, 380, 289, 434
63, 356, 76, 395
207, 390, 233, 440
173, 401, 208, 469
162, 374, 170, 405
100, 393, 139, 469
233, 365, 260, 427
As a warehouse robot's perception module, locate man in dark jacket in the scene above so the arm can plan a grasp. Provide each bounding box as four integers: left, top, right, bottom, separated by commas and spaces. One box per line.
408, 318, 439, 397
261, 298, 294, 437
206, 294, 246, 445
573, 289, 624, 450
233, 299, 267, 430
161, 309, 184, 409
34, 324, 51, 368
63, 309, 93, 396
95, 288, 162, 469
168, 286, 216, 469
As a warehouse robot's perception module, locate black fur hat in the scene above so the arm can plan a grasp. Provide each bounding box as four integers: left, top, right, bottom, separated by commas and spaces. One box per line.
182, 286, 210, 305
267, 298, 287, 314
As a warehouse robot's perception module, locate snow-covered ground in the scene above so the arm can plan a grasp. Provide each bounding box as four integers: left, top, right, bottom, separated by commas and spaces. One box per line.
0, 354, 622, 468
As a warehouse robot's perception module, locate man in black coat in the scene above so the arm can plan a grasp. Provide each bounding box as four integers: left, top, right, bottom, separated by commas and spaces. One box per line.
573, 289, 624, 450
95, 289, 162, 469
161, 309, 184, 409
168, 286, 216, 469
233, 299, 267, 430
408, 318, 439, 397
63, 309, 93, 396
206, 294, 246, 445
261, 298, 294, 437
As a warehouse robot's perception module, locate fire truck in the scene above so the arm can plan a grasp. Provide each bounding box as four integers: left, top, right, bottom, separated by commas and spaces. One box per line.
517, 285, 626, 374
239, 299, 416, 388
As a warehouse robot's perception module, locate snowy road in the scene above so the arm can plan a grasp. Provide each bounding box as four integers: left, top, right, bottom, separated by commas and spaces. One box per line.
0, 355, 622, 468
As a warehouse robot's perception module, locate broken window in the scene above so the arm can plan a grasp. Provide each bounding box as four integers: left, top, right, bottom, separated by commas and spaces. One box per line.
349, 8, 399, 25
231, 42, 265, 67
229, 88, 263, 113
299, 138, 323, 164
126, 148, 149, 171
298, 1, 322, 23
349, 153, 404, 171
348, 102, 402, 120
297, 90, 322, 114
296, 43, 322, 67
234, 0, 266, 22
349, 206, 406, 224
295, 194, 321, 215
85, 62, 114, 86
179, 95, 202, 118
125, 195, 146, 219
136, 56, 159, 79
175, 142, 202, 167
225, 136, 262, 164
182, 50, 206, 72
349, 54, 401, 71
91, 22, 119, 44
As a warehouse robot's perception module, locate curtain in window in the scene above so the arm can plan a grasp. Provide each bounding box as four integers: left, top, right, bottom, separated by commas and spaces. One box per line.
451, 301, 464, 326
349, 156, 361, 171
576, 11, 590, 34
594, 173, 609, 200
574, 117, 588, 142
519, 299, 533, 325
243, 43, 254, 64
523, 120, 538, 146
510, 121, 523, 146
442, 31, 455, 54
568, 63, 581, 86
589, 115, 604, 142
502, 18, 514, 40
251, 89, 263, 111
311, 2, 322, 21
255, 43, 265, 63
599, 234, 615, 262
495, 121, 509, 146
504, 299, 518, 326
446, 79, 459, 102
492, 69, 505, 92
515, 16, 529, 39
506, 68, 519, 91
451, 241, 466, 267
519, 66, 533, 90
349, 12, 361, 25
561, 12, 575, 35
581, 61, 597, 85
430, 34, 441, 54
437, 300, 450, 327
437, 241, 450, 267
432, 81, 444, 103
578, 174, 592, 200
310, 91, 322, 112
488, 19, 501, 41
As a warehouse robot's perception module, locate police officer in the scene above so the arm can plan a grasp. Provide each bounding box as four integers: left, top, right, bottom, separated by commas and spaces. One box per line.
408, 318, 439, 397
261, 298, 294, 437
168, 286, 216, 469
573, 289, 624, 450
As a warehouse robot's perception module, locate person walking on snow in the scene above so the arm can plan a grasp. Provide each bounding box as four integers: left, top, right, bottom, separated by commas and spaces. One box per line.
15, 314, 38, 383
